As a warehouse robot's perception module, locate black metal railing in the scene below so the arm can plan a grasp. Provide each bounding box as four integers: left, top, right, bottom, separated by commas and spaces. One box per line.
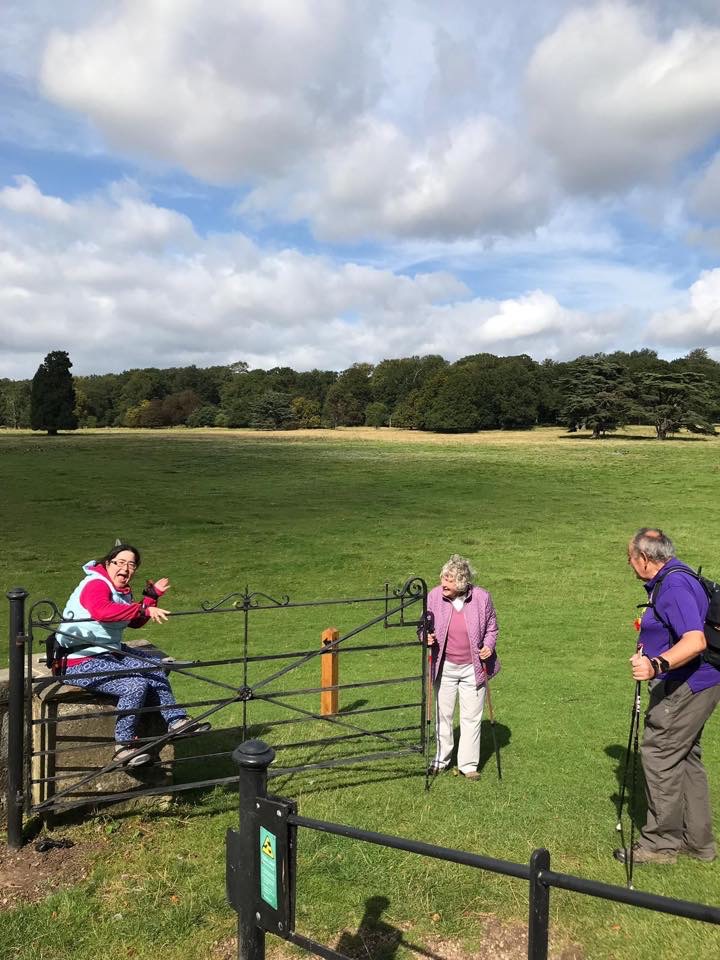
226, 739, 720, 960
5, 577, 429, 845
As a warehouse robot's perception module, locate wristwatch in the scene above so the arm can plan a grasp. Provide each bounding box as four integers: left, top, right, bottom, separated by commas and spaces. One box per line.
656, 655, 671, 673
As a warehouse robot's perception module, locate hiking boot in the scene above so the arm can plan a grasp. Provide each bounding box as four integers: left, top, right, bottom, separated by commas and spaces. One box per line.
168, 717, 212, 738
613, 842, 677, 865
679, 845, 716, 862
114, 745, 153, 768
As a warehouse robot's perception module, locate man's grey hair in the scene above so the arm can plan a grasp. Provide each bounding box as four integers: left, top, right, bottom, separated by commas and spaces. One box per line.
630, 527, 675, 564
440, 554, 476, 593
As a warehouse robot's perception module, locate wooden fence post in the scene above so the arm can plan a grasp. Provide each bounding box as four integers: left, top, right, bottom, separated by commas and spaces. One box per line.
320, 628, 339, 716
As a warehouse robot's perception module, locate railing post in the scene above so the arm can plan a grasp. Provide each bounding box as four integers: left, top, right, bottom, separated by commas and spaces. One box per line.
228, 739, 276, 960
528, 848, 550, 960
6, 587, 28, 849
320, 628, 339, 716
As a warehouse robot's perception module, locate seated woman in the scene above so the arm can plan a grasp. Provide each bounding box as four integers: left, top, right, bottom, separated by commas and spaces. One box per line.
58, 543, 210, 767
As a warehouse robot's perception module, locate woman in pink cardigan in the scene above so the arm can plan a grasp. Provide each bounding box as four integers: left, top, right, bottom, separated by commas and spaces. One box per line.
426, 554, 500, 780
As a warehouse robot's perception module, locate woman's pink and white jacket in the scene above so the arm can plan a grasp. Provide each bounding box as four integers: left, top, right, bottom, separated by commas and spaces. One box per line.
426, 584, 500, 687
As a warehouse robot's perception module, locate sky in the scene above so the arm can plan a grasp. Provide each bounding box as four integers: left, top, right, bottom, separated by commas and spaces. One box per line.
1, 0, 720, 380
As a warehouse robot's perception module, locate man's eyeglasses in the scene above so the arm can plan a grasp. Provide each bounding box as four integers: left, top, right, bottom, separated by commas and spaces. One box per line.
109, 559, 137, 570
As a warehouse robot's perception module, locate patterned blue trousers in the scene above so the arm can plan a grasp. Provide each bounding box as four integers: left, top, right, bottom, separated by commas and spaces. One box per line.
63, 650, 187, 743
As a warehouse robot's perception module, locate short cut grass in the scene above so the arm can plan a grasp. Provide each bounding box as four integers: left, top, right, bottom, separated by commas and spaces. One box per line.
1, 426, 719, 960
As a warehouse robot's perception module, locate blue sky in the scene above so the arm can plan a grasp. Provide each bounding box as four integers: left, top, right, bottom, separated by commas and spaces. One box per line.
1, 0, 720, 379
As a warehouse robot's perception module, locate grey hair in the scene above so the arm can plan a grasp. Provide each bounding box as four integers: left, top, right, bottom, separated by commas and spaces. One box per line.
630, 527, 675, 564
440, 554, 476, 593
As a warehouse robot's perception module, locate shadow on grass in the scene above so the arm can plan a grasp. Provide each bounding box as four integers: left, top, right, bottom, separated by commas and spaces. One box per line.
336, 895, 447, 960
27, 717, 426, 835
605, 743, 647, 833
340, 699, 369, 713
479, 719, 510, 776
171, 717, 430, 809
559, 433, 711, 442
442, 720, 511, 779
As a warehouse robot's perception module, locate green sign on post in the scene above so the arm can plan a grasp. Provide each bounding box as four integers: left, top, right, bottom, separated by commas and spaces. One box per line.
259, 827, 278, 909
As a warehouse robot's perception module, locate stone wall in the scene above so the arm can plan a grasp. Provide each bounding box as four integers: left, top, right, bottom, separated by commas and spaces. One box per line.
1, 641, 174, 827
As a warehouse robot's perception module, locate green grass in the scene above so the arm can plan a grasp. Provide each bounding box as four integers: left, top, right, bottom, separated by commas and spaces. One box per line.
1, 427, 719, 959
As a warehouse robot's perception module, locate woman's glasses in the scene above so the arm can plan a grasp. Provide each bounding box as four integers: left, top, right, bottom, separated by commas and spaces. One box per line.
109, 559, 137, 570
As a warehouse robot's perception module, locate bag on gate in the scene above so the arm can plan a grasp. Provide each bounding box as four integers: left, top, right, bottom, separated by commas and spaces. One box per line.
644, 566, 720, 669
44, 633, 68, 676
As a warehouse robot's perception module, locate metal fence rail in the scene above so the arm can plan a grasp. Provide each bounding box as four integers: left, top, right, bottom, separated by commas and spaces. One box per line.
226, 739, 720, 960
5, 577, 428, 845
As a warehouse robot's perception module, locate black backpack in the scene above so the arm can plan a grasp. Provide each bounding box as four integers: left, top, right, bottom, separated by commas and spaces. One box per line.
644, 566, 720, 670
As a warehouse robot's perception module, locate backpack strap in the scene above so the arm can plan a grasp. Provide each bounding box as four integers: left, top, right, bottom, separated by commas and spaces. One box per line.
639, 565, 707, 644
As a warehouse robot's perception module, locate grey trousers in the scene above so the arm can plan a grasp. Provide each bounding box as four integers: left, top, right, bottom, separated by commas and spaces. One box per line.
640, 678, 720, 856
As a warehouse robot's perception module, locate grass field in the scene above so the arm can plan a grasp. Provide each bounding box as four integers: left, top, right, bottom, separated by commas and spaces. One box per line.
1, 426, 719, 960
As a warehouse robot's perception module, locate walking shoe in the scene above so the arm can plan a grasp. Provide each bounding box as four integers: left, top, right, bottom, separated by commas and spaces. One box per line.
168, 717, 212, 738
613, 842, 677, 865
113, 745, 153, 768
679, 845, 716, 862
459, 770, 480, 780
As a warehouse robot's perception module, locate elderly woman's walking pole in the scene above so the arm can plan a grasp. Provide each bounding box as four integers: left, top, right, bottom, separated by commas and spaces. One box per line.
423, 611, 435, 790
483, 664, 502, 781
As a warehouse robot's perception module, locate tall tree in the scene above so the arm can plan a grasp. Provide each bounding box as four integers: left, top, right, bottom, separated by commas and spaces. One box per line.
637, 371, 717, 440
322, 363, 373, 427
560, 356, 637, 438
291, 396, 322, 428
250, 390, 296, 429
30, 351, 78, 435
418, 366, 481, 432
0, 379, 31, 428
364, 401, 389, 427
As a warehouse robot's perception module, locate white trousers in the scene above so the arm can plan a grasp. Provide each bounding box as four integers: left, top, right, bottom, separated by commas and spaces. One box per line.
433, 661, 485, 773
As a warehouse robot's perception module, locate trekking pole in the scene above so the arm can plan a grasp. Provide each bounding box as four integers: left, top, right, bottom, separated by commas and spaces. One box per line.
615, 680, 641, 888
626, 681, 642, 889
615, 679, 640, 833
425, 652, 433, 791
483, 664, 502, 781
423, 611, 435, 791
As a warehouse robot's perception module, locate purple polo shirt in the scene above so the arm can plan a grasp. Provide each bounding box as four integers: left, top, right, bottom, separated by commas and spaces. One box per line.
639, 558, 720, 694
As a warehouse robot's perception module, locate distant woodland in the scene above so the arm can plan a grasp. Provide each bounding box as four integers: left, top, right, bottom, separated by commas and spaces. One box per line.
4, 347, 720, 439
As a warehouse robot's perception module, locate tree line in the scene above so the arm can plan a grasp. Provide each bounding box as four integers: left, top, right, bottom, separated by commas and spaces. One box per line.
2, 347, 719, 439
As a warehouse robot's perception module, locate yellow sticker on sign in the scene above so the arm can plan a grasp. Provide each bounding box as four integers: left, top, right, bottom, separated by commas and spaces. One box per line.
259, 827, 278, 909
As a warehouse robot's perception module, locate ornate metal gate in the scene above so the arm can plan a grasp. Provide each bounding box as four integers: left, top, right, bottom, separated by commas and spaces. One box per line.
5, 576, 429, 842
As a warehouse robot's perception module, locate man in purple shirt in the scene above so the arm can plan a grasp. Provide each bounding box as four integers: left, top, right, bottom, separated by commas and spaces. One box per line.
614, 527, 720, 865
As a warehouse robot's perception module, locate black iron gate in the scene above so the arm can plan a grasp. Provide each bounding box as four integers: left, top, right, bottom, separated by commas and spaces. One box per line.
5, 576, 429, 845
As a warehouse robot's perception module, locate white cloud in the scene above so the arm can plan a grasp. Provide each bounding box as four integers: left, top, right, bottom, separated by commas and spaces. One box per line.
526, 1, 720, 192
0, 175, 71, 221
0, 178, 629, 379
40, 0, 383, 183
41, 0, 720, 244
650, 269, 720, 347
243, 115, 553, 241
0, 1, 103, 152
688, 151, 720, 221
38, 1, 556, 242
417, 291, 625, 360
0, 1, 718, 377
